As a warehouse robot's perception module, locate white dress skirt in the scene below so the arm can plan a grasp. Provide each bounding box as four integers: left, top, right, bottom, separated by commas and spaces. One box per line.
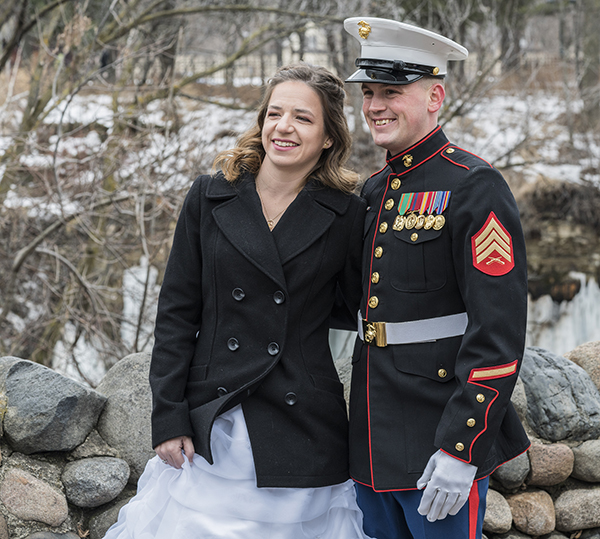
103, 404, 372, 539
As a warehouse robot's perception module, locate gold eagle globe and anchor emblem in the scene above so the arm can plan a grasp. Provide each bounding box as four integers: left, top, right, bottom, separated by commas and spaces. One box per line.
358, 20, 372, 39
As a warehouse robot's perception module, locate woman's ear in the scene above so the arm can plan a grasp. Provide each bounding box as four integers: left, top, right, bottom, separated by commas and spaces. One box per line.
323, 138, 333, 149
428, 82, 446, 113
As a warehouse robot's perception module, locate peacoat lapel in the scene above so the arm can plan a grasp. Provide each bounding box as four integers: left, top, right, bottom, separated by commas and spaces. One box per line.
208, 173, 351, 284
272, 180, 350, 265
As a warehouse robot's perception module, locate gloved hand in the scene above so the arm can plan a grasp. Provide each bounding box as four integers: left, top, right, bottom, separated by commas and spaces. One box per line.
416, 449, 478, 522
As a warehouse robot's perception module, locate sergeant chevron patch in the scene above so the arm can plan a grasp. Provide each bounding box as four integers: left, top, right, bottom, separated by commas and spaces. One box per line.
471, 211, 514, 276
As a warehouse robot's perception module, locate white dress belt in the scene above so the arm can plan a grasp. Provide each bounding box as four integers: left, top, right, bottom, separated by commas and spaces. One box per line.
357, 311, 468, 346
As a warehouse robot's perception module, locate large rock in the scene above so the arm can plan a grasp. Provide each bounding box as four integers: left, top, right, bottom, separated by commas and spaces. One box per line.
506, 489, 555, 537
519, 347, 600, 441
565, 341, 600, 391
528, 443, 574, 486
96, 353, 154, 482
483, 488, 512, 534
555, 487, 600, 532
493, 451, 530, 490
62, 457, 130, 508
0, 357, 106, 454
572, 440, 600, 483
0, 468, 68, 527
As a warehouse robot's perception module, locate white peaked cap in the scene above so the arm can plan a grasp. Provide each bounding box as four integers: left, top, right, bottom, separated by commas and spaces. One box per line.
344, 17, 468, 83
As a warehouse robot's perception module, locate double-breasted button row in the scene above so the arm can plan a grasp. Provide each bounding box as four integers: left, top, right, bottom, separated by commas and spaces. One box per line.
232, 288, 286, 305
227, 338, 280, 356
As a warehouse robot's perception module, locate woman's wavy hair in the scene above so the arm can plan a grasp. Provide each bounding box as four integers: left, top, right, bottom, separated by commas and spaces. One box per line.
213, 63, 359, 193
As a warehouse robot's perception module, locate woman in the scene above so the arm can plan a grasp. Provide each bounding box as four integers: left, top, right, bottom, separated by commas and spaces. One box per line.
104, 63, 369, 538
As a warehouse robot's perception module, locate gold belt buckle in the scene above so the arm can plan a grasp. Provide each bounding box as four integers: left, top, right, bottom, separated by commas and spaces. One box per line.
362, 320, 387, 347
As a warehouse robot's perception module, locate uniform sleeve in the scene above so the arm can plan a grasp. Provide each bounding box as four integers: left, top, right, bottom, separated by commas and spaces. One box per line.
330, 195, 367, 331
434, 165, 528, 467
149, 177, 204, 448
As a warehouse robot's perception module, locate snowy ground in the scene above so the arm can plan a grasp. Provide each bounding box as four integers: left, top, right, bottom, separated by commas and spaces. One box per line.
1, 83, 599, 382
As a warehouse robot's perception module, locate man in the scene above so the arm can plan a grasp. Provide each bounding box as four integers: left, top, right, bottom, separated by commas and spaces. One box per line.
343, 17, 530, 539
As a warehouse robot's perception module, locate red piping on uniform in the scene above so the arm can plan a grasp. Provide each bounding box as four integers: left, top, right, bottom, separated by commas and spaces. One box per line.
392, 142, 451, 177
442, 154, 470, 170
468, 382, 499, 462
352, 476, 420, 493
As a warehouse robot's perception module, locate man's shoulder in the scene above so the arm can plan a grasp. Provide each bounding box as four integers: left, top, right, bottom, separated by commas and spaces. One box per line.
440, 145, 494, 171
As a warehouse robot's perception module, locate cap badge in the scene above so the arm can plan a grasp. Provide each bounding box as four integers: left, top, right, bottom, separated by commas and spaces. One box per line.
357, 20, 371, 39
432, 67, 440, 76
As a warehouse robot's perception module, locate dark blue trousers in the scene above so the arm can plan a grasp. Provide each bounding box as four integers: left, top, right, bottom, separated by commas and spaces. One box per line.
355, 478, 489, 539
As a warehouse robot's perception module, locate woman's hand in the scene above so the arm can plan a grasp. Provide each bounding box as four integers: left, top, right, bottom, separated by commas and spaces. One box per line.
155, 436, 195, 469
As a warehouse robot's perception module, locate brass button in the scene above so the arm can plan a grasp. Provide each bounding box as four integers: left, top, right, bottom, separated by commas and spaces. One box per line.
446, 148, 455, 154
403, 154, 413, 167
438, 369, 447, 378
371, 272, 380, 284
433, 67, 440, 76
374, 246, 383, 258
476, 394, 485, 403
467, 418, 476, 428
385, 198, 394, 211
455, 442, 465, 452
410, 233, 418, 242
379, 222, 388, 233
368, 296, 379, 308
391, 178, 401, 190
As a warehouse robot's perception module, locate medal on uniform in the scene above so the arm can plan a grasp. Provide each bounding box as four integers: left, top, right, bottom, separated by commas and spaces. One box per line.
433, 215, 446, 230
405, 213, 418, 229
415, 214, 426, 229
393, 214, 405, 231
424, 215, 436, 230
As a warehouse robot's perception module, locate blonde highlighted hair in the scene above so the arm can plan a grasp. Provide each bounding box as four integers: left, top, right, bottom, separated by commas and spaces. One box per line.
213, 63, 359, 194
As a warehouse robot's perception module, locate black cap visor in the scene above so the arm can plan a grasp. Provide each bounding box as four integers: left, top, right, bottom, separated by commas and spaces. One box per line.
345, 57, 443, 85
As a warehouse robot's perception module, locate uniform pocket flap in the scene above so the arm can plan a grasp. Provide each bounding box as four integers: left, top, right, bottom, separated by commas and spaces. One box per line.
394, 227, 443, 245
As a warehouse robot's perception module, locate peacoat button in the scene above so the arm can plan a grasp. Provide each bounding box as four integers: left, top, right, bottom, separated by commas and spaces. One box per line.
476, 393, 485, 403
467, 418, 476, 427
285, 392, 297, 405
379, 222, 388, 233
438, 368, 447, 378
368, 296, 379, 308
267, 342, 280, 356
232, 288, 245, 301
455, 442, 465, 452
391, 178, 401, 190
227, 338, 240, 351
217, 387, 228, 397
385, 198, 395, 211
273, 290, 285, 304
374, 246, 383, 258
371, 272, 380, 284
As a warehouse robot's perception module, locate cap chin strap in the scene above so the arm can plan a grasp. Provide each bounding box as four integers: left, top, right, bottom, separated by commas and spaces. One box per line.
355, 57, 441, 77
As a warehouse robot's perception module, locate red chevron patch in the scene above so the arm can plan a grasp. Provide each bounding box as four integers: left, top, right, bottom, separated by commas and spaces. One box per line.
471, 212, 514, 276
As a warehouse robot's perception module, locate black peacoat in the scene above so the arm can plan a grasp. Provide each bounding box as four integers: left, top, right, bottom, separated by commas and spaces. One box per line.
349, 127, 531, 491
149, 171, 366, 488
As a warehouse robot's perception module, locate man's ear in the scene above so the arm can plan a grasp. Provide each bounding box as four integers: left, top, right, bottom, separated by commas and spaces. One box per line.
428, 82, 446, 113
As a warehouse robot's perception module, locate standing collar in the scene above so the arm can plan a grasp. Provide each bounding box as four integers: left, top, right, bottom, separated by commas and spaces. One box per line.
386, 126, 450, 175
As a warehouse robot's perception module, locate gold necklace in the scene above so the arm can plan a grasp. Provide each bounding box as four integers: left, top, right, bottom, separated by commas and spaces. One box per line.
256, 182, 300, 231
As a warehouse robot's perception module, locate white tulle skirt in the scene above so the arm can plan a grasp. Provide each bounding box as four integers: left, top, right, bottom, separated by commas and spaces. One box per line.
103, 405, 371, 539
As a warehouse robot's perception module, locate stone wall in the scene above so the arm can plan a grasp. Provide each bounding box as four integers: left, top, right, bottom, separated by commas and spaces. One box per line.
2, 343, 600, 538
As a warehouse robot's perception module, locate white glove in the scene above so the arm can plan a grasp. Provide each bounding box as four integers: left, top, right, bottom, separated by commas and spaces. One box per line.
416, 449, 478, 522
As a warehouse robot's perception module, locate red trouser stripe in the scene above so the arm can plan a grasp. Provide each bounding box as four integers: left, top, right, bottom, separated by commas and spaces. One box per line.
468, 480, 481, 539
